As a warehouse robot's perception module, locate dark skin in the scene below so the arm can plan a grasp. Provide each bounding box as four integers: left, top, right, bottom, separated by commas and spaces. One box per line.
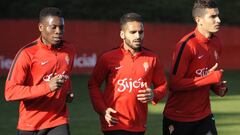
38, 16, 74, 103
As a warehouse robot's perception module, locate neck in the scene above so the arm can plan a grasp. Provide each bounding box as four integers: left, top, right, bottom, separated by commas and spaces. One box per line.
197, 26, 213, 38
40, 37, 52, 46
123, 43, 137, 56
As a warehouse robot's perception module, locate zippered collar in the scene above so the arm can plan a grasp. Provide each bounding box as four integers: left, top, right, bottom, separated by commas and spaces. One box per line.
120, 43, 143, 58
37, 37, 64, 50
194, 28, 216, 44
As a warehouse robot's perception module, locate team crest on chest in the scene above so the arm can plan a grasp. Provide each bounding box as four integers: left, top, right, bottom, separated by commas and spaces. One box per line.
214, 50, 219, 60
143, 62, 149, 71
65, 55, 70, 65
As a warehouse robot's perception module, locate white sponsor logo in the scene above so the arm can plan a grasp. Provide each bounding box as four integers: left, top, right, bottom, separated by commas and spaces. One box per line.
0, 56, 13, 70
195, 67, 208, 77
198, 55, 204, 59
74, 53, 96, 68
41, 60, 48, 65
115, 66, 123, 70
43, 71, 69, 82
117, 78, 146, 93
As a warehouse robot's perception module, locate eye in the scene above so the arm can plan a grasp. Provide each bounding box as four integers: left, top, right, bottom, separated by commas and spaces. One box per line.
130, 31, 137, 34
211, 15, 218, 19
50, 25, 57, 29
59, 25, 64, 30
139, 30, 144, 34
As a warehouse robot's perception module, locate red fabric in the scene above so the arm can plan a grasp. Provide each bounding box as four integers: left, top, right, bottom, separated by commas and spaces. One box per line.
5, 38, 75, 130
88, 44, 167, 132
164, 28, 226, 122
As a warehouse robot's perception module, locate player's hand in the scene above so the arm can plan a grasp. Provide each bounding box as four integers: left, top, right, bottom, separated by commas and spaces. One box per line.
48, 75, 66, 92
208, 63, 224, 73
137, 87, 154, 103
104, 108, 118, 127
208, 63, 218, 73
66, 91, 74, 103
217, 81, 228, 96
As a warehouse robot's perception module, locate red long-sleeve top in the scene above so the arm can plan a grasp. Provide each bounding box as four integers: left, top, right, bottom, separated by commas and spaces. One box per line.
5, 38, 75, 130
88, 44, 167, 132
163, 29, 227, 122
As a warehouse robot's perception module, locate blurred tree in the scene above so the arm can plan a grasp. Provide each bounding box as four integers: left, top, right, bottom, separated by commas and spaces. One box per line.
0, 0, 239, 25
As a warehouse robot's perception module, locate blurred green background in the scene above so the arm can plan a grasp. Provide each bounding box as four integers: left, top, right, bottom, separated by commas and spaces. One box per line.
1, 71, 240, 135
1, 0, 240, 25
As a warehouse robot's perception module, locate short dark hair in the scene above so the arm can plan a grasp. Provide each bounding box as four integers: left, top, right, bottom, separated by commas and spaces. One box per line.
39, 7, 63, 22
192, 0, 218, 18
120, 13, 143, 30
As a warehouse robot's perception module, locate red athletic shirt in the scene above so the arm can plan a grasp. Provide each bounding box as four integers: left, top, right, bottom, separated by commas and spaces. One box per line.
163, 28, 226, 122
88, 44, 167, 132
5, 38, 75, 130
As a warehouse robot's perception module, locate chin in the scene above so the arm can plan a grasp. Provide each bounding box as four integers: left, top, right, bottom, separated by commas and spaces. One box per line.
133, 46, 142, 52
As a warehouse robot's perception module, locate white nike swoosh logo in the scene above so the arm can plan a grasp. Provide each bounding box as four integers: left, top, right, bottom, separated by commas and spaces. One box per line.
41, 61, 48, 65
115, 66, 123, 70
198, 55, 204, 59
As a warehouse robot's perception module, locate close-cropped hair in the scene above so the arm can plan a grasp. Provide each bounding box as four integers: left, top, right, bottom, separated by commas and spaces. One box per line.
39, 7, 63, 22
192, 0, 218, 18
120, 13, 143, 30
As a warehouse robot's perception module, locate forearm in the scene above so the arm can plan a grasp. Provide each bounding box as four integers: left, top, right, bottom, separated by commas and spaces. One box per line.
170, 71, 222, 91
5, 82, 51, 101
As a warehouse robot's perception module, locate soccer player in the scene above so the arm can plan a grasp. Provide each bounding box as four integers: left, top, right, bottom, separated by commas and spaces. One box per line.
88, 13, 167, 135
163, 0, 228, 135
5, 7, 75, 135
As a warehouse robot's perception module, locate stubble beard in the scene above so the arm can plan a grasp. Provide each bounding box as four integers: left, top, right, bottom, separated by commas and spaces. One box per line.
125, 39, 142, 52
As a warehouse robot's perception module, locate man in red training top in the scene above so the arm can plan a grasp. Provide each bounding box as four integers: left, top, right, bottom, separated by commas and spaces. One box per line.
163, 0, 228, 135
88, 13, 167, 135
5, 7, 75, 135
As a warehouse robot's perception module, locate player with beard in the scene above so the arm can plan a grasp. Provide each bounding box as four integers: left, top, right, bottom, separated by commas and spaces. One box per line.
163, 0, 228, 135
88, 13, 167, 135
5, 7, 75, 135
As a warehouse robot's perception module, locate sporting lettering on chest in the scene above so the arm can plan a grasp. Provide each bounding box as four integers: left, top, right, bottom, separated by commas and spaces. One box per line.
110, 59, 153, 93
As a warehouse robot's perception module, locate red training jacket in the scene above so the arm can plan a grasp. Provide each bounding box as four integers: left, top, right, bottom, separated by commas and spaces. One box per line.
88, 44, 167, 132
5, 38, 75, 130
163, 28, 227, 122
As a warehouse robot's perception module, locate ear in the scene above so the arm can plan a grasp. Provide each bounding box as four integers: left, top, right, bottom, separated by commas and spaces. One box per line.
38, 23, 43, 32
120, 30, 125, 39
195, 16, 202, 26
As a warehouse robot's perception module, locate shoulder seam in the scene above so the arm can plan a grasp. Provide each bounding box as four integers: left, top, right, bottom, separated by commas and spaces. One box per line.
172, 34, 195, 75
7, 40, 38, 80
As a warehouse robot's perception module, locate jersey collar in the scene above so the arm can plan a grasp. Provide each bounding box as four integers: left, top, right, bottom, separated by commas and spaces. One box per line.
194, 28, 215, 44
120, 43, 143, 57
38, 37, 64, 50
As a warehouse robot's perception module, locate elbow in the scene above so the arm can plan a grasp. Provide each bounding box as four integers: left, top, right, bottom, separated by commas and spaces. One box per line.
4, 87, 15, 102
4, 92, 12, 102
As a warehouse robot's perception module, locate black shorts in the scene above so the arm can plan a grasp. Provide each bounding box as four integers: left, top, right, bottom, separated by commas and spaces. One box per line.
163, 114, 218, 135
103, 130, 145, 135
17, 124, 70, 135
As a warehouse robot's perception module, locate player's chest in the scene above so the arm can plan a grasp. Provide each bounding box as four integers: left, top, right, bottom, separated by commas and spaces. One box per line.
190, 44, 220, 77
108, 56, 154, 79
192, 44, 219, 65
31, 50, 72, 76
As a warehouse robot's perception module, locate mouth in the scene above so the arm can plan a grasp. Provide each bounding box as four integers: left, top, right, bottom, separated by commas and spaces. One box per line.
215, 24, 220, 29
53, 36, 62, 42
133, 40, 142, 44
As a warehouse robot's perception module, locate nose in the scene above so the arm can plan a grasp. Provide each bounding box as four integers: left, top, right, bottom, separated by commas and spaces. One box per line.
135, 32, 141, 39
55, 27, 63, 34
216, 16, 221, 24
